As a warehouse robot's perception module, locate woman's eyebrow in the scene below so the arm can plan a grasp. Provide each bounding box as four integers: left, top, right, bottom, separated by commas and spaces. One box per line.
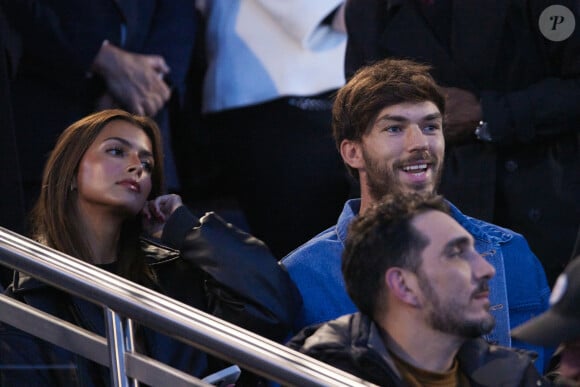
103, 136, 153, 158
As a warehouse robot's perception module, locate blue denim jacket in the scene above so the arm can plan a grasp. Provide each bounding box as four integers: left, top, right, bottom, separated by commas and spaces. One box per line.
281, 199, 551, 371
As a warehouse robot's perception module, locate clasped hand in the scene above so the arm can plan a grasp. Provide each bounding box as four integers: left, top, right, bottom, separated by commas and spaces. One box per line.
92, 42, 171, 117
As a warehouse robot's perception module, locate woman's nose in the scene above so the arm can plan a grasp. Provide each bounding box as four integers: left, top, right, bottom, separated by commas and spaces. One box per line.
127, 155, 143, 176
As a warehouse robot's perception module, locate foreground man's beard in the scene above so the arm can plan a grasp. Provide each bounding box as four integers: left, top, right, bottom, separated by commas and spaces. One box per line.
418, 271, 496, 338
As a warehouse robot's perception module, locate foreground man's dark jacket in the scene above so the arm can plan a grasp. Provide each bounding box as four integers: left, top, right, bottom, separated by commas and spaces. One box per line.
288, 313, 551, 387
0, 207, 301, 385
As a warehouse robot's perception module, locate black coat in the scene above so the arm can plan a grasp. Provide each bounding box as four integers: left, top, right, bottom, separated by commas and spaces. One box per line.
0, 2, 26, 288
288, 313, 550, 387
0, 206, 301, 386
344, 0, 580, 283
0, 2, 24, 233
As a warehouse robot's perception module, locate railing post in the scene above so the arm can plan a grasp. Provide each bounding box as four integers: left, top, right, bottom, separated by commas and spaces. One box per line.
125, 318, 140, 387
106, 308, 129, 387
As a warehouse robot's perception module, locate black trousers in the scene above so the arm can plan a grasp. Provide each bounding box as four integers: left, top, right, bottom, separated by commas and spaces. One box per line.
203, 95, 351, 258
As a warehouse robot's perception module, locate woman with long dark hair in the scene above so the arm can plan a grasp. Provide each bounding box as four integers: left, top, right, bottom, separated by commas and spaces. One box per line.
0, 109, 300, 385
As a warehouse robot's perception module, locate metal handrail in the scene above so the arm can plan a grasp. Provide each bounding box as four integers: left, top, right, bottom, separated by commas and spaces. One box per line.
0, 293, 207, 386
0, 227, 374, 386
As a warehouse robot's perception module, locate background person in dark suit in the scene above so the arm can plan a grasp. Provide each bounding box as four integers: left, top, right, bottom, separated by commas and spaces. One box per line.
2, 0, 199, 215
344, 0, 580, 285
0, 3, 25, 233
0, 2, 25, 288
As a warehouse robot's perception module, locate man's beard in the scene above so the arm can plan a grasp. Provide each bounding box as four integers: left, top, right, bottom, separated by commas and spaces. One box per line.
362, 149, 442, 202
417, 269, 496, 338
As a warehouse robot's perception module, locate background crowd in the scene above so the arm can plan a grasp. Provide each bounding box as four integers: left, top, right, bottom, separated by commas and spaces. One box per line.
2, 0, 578, 280
0, 0, 579, 385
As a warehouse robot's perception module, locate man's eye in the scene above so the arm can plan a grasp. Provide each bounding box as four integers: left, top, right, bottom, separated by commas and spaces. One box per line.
423, 125, 440, 133
385, 126, 402, 133
107, 147, 125, 156
449, 247, 464, 257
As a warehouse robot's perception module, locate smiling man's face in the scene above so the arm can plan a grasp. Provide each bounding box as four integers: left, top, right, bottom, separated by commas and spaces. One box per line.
357, 101, 445, 201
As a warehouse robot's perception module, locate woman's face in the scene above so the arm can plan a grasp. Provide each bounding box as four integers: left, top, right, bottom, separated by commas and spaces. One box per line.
76, 120, 154, 217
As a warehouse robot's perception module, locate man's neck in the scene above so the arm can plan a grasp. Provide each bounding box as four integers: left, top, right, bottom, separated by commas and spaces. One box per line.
379, 314, 464, 373
358, 180, 374, 216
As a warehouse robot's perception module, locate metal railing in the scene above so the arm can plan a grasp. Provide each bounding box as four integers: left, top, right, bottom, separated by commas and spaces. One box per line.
0, 227, 374, 386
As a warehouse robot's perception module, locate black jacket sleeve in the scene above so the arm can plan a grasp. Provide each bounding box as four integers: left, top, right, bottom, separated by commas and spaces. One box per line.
479, 0, 580, 144
481, 78, 580, 143
161, 206, 302, 342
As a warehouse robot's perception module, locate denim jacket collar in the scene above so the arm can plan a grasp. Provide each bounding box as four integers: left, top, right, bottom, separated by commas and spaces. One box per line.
447, 201, 513, 245
335, 197, 512, 347
337, 198, 514, 246
336, 199, 361, 245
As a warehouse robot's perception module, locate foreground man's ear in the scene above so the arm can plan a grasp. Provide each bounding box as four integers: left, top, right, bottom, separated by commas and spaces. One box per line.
385, 267, 421, 308
340, 139, 364, 170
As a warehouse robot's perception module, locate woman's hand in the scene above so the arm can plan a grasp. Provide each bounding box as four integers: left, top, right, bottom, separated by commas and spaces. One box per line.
141, 194, 183, 238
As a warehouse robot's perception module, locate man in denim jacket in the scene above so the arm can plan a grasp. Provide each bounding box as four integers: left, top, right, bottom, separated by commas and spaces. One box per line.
281, 58, 551, 371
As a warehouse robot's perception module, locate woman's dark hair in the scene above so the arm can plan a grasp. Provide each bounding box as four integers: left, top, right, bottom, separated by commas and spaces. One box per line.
30, 109, 164, 286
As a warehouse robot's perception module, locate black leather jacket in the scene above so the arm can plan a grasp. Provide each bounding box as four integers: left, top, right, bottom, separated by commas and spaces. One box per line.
0, 206, 301, 386
288, 313, 551, 387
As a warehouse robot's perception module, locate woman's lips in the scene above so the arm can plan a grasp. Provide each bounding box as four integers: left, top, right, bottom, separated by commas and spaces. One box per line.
117, 179, 141, 193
